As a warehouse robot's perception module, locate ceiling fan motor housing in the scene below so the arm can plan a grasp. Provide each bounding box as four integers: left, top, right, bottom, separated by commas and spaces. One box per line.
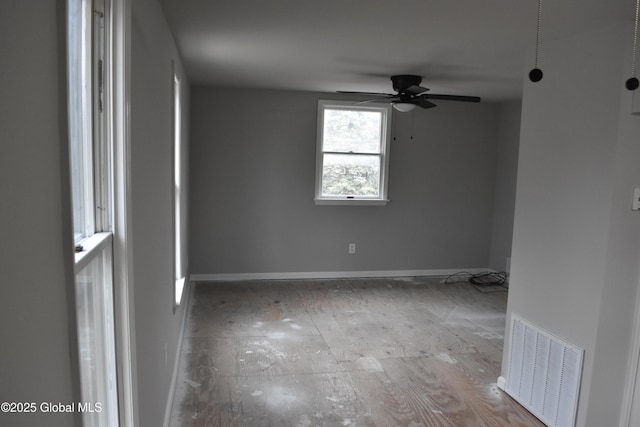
391, 75, 422, 93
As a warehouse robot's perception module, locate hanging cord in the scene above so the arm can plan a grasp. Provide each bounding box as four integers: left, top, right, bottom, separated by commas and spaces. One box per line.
627, 0, 640, 90
633, 0, 639, 76
534, 0, 542, 69
529, 0, 544, 82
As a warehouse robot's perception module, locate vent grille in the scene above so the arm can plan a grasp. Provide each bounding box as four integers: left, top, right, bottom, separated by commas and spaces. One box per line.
505, 316, 584, 427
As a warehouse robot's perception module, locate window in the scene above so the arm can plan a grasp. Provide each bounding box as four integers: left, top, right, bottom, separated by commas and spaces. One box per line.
315, 100, 392, 205
68, 0, 119, 425
173, 63, 186, 308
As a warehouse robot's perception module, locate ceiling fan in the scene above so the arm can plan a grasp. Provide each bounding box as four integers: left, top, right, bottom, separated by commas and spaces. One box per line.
338, 75, 481, 112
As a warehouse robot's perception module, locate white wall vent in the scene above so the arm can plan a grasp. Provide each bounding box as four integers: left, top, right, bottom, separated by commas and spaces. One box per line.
504, 315, 584, 427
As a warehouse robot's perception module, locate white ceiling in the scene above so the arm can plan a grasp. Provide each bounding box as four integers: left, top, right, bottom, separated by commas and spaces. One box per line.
159, 0, 633, 102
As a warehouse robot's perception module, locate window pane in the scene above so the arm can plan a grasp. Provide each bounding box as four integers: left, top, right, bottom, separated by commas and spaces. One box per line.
323, 109, 382, 153
76, 245, 118, 426
68, 0, 94, 242
322, 154, 381, 197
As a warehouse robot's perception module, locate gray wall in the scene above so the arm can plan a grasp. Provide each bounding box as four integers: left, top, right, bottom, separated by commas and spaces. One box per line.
489, 101, 521, 272
503, 23, 640, 426
189, 88, 504, 276
131, 0, 190, 425
0, 1, 191, 426
0, 2, 79, 426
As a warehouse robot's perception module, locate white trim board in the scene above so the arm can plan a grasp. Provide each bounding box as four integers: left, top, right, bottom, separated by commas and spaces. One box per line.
497, 376, 506, 390
619, 266, 640, 427
190, 268, 491, 283
163, 280, 192, 427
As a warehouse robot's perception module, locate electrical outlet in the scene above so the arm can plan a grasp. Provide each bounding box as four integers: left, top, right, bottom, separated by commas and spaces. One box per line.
633, 188, 640, 211
348, 243, 356, 254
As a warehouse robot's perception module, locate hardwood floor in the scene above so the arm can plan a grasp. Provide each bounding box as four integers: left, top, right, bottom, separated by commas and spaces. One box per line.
169, 277, 544, 427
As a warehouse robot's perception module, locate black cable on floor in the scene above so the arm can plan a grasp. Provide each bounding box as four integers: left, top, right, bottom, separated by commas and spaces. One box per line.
443, 271, 509, 293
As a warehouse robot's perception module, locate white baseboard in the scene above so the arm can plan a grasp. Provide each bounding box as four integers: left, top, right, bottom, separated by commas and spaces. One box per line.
163, 280, 192, 427
190, 268, 491, 283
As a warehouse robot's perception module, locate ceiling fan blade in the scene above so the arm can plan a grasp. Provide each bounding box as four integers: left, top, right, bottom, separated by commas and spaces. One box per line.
355, 96, 399, 104
337, 91, 394, 97
415, 98, 437, 109
403, 85, 429, 96
423, 94, 481, 103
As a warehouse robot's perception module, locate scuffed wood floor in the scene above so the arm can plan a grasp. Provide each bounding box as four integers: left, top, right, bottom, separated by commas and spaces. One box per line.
169, 277, 544, 427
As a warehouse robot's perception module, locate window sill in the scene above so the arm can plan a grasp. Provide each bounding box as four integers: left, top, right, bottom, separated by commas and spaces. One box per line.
74, 232, 112, 273
314, 198, 389, 206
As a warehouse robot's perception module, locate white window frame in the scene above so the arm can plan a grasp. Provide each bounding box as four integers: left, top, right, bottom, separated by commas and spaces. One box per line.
314, 100, 392, 206
110, 0, 138, 424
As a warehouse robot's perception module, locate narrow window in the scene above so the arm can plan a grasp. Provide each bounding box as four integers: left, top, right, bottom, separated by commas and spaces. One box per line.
314, 100, 392, 205
173, 64, 186, 307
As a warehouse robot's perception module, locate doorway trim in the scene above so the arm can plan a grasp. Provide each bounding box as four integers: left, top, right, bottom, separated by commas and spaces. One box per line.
618, 276, 640, 427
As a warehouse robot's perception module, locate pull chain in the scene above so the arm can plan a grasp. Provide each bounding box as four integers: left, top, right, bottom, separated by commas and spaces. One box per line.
410, 109, 414, 141
392, 109, 397, 141
534, 0, 542, 69
529, 0, 544, 82
626, 0, 640, 90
